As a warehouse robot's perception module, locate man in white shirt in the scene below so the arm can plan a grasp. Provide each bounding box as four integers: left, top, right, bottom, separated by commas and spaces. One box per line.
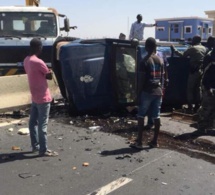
129, 14, 156, 41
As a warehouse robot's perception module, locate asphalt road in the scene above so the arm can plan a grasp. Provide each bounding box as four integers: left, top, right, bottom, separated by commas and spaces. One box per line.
0, 115, 215, 195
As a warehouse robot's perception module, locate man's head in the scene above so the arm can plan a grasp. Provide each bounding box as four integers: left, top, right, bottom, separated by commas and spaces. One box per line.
30, 38, 42, 55
136, 14, 142, 23
119, 33, 126, 40
191, 35, 201, 45
207, 36, 215, 49
145, 37, 157, 53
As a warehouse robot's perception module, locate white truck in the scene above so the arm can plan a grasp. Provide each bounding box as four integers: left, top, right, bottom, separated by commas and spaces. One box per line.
0, 5, 76, 111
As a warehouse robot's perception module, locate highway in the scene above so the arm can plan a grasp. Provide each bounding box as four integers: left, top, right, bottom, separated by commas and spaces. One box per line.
0, 107, 215, 195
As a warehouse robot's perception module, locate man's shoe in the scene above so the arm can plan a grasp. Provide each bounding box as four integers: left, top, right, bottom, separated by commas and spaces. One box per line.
32, 148, 39, 153
148, 141, 159, 148
129, 143, 144, 150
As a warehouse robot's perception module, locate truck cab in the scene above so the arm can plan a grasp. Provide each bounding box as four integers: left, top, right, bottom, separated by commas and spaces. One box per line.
0, 6, 70, 75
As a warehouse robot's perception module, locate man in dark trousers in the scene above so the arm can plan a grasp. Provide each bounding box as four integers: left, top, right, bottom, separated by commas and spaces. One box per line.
130, 37, 164, 149
198, 37, 215, 133
24, 38, 58, 157
171, 35, 207, 112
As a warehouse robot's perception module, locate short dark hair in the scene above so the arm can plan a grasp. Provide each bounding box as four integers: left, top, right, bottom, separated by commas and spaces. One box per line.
30, 38, 42, 49
192, 35, 201, 45
136, 14, 142, 19
29, 38, 42, 55
119, 33, 126, 39
119, 33, 125, 37
145, 37, 157, 52
207, 36, 215, 48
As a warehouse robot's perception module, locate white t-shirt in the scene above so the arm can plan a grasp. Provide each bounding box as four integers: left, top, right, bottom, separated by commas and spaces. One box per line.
129, 21, 154, 40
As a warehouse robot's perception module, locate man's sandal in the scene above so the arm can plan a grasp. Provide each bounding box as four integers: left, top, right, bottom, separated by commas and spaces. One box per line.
39, 149, 59, 157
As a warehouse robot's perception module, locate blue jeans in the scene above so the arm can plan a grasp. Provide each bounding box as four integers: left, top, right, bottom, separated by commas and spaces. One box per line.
137, 91, 162, 119
29, 102, 51, 154
147, 108, 154, 126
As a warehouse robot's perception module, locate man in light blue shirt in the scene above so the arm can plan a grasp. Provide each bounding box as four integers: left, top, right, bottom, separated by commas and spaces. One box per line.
129, 14, 156, 41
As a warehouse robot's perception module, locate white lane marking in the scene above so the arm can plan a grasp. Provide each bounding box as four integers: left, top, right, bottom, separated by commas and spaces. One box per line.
0, 120, 22, 128
87, 151, 173, 195
129, 151, 173, 175
87, 177, 132, 195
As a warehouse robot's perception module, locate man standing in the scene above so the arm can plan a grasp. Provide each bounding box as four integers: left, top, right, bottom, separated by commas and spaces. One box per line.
198, 38, 215, 133
202, 36, 215, 71
24, 38, 58, 157
171, 35, 207, 112
130, 37, 164, 149
129, 14, 156, 41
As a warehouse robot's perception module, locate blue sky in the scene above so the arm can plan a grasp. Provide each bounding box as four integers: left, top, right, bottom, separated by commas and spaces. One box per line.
1, 0, 214, 39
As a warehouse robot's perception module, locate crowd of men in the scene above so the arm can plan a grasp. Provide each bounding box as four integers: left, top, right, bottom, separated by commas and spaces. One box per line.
171, 35, 215, 134
127, 14, 215, 148
23, 14, 215, 155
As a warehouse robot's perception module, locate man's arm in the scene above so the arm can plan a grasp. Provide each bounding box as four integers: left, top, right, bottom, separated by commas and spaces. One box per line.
144, 23, 156, 27
39, 60, 53, 80
171, 45, 191, 57
46, 70, 53, 80
129, 23, 134, 40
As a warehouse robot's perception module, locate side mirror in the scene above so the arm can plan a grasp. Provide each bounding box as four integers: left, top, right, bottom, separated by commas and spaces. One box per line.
60, 17, 77, 32
64, 18, 70, 32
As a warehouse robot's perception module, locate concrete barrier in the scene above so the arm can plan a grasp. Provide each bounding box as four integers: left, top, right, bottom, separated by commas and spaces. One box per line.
0, 74, 60, 112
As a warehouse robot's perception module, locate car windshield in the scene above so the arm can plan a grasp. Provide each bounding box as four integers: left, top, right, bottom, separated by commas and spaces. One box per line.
0, 12, 57, 37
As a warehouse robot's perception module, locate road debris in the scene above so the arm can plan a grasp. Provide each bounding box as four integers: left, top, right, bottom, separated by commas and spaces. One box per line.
8, 128, 14, 132
88, 126, 102, 131
161, 182, 168, 185
17, 128, 29, 135
11, 146, 21, 150
18, 173, 40, 179
82, 162, 89, 167
116, 154, 132, 160
1, 101, 215, 166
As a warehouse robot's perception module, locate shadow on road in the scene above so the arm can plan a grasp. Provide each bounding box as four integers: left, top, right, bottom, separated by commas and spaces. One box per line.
100, 146, 151, 156
174, 130, 215, 140
0, 151, 39, 164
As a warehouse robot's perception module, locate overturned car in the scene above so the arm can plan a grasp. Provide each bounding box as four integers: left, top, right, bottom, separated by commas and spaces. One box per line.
52, 38, 188, 114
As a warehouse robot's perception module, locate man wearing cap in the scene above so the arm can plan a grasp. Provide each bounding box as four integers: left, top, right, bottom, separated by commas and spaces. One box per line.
24, 38, 58, 157
129, 14, 156, 41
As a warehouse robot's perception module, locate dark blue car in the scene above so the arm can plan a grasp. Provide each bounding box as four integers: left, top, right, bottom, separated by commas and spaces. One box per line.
52, 38, 188, 114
